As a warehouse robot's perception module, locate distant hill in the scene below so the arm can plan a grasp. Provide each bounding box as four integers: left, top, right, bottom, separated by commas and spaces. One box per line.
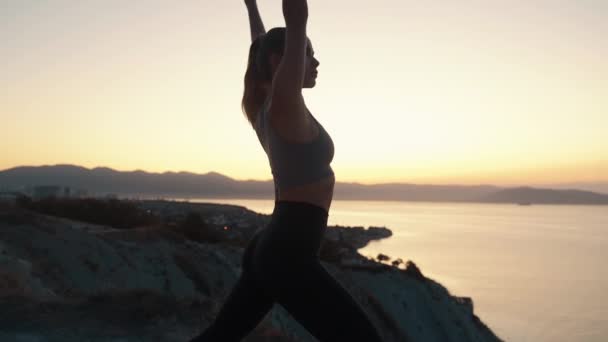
480, 187, 608, 205
1, 164, 608, 205
544, 181, 608, 195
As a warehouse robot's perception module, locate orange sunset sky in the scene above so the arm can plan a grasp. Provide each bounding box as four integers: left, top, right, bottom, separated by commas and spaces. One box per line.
1, 0, 607, 189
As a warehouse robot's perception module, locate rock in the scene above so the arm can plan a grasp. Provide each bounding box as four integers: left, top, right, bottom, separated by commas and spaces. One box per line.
0, 203, 503, 341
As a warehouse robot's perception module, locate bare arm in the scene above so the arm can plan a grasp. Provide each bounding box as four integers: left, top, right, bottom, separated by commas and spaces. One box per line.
244, 0, 266, 42
270, 0, 309, 113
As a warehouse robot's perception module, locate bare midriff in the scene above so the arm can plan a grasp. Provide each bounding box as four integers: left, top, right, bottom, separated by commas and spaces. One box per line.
277, 173, 335, 213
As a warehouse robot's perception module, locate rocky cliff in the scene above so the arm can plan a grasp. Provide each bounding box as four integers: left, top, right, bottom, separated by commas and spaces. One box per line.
0, 201, 503, 341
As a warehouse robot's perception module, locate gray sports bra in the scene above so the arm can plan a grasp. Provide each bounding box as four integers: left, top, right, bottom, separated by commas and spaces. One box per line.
254, 98, 335, 198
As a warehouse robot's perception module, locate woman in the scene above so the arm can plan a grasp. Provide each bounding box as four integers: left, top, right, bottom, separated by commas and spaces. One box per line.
190, 0, 384, 341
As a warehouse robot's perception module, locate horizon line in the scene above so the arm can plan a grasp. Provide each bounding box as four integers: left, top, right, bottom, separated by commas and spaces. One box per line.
2, 163, 608, 190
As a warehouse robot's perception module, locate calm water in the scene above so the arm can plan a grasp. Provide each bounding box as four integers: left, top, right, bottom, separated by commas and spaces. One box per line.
174, 198, 608, 342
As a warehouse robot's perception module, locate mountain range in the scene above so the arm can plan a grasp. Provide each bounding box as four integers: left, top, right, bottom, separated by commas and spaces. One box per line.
1, 164, 607, 205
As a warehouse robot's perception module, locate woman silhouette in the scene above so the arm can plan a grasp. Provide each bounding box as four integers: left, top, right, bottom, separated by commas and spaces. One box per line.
190, 0, 384, 341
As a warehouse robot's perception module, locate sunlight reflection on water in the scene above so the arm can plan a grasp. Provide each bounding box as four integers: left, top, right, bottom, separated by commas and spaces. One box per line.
171, 198, 608, 342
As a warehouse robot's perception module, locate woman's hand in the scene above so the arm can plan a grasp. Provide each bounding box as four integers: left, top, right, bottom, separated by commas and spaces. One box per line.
283, 0, 308, 28
244, 0, 266, 41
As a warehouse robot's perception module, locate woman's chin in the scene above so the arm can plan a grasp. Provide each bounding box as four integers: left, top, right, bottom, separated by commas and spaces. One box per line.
304, 80, 317, 88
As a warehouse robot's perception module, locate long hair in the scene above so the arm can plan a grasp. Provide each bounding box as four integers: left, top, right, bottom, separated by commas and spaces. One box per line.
242, 27, 286, 127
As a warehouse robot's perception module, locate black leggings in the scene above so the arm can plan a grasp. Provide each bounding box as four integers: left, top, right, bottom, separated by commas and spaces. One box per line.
190, 200, 383, 342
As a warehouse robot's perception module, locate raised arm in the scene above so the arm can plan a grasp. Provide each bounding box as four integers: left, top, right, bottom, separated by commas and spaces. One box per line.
244, 0, 266, 42
270, 0, 309, 112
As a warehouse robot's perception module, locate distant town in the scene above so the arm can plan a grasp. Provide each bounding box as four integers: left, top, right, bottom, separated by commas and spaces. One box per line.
1, 185, 89, 200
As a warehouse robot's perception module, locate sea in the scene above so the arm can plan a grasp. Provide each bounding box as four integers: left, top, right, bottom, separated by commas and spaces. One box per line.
169, 198, 608, 342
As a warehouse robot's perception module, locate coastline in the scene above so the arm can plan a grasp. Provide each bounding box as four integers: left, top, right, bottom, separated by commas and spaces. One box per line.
0, 199, 504, 341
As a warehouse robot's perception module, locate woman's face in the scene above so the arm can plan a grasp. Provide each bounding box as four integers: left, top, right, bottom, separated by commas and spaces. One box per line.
267, 38, 320, 89
303, 39, 320, 89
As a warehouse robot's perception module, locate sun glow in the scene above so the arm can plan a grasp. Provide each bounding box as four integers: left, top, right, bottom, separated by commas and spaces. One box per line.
1, 1, 606, 188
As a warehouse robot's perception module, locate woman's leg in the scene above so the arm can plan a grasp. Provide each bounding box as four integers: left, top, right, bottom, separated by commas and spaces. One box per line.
270, 259, 384, 342
251, 202, 383, 342
190, 231, 274, 342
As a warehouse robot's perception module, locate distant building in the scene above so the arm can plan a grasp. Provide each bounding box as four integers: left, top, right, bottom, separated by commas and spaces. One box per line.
0, 192, 18, 200
0, 191, 20, 207
32, 185, 63, 199
23, 185, 89, 200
